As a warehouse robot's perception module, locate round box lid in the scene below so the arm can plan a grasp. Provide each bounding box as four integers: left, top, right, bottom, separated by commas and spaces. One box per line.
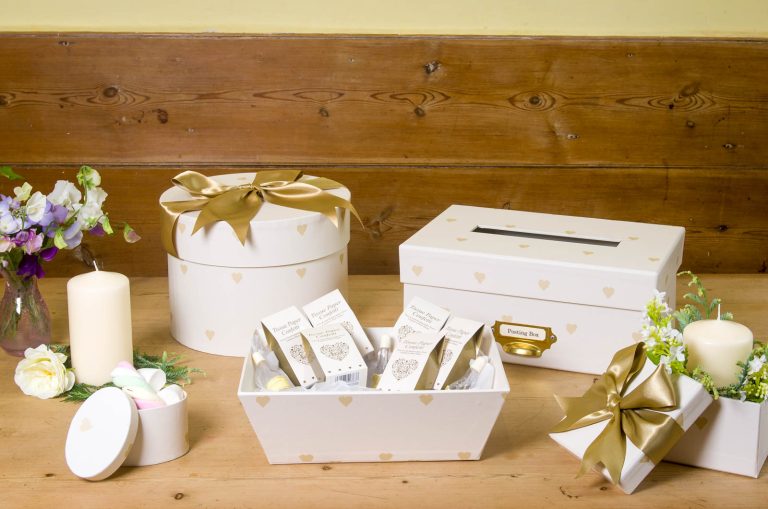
159, 172, 351, 267
65, 387, 139, 481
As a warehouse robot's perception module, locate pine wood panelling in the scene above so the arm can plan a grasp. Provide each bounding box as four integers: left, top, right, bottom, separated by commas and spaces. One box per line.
1, 34, 767, 276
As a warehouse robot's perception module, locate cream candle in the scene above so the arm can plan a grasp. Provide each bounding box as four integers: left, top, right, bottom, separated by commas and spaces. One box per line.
683, 319, 753, 387
67, 271, 133, 385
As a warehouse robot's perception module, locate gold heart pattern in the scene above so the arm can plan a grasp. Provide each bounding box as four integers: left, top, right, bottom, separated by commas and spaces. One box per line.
79, 417, 93, 433
583, 251, 594, 256
339, 253, 344, 264
446, 218, 457, 222
519, 244, 530, 249
538, 280, 550, 290
632, 331, 643, 342
180, 264, 188, 275
648, 257, 660, 262
564, 230, 576, 234
177, 223, 187, 234
296, 268, 307, 279
474, 272, 486, 284
458, 452, 472, 460
603, 287, 615, 298
419, 394, 434, 406
320, 342, 350, 361
412, 265, 423, 276
231, 272, 243, 284
392, 358, 419, 380
505, 224, 516, 228
628, 236, 639, 241
440, 349, 454, 367
297, 224, 308, 236
501, 314, 513, 322
566, 323, 577, 334
379, 453, 393, 461
256, 396, 270, 407
299, 454, 314, 462
289, 345, 312, 365
205, 330, 215, 340
456, 237, 468, 242
338, 396, 353, 407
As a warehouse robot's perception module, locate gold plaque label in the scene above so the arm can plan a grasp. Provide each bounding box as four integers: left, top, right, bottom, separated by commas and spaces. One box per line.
493, 321, 557, 358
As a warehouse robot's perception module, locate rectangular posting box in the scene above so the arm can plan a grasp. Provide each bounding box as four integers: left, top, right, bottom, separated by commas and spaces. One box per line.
161, 172, 350, 357
237, 328, 509, 464
665, 397, 768, 477
399, 205, 685, 374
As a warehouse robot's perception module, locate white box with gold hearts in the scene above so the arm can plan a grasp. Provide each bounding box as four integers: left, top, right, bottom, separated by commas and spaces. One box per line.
160, 172, 350, 357
237, 328, 509, 464
665, 397, 768, 477
399, 205, 685, 374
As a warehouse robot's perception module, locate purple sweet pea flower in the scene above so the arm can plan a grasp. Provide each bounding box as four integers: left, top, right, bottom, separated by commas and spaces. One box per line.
38, 201, 68, 229
62, 220, 83, 249
40, 246, 58, 261
13, 230, 29, 246
14, 230, 43, 254
89, 223, 106, 237
17, 254, 44, 279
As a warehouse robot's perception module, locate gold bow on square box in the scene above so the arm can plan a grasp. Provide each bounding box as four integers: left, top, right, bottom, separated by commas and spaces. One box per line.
160, 170, 363, 257
550, 342, 683, 485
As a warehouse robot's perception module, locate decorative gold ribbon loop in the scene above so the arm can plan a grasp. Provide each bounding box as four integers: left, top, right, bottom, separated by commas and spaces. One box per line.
160, 170, 363, 257
551, 343, 682, 485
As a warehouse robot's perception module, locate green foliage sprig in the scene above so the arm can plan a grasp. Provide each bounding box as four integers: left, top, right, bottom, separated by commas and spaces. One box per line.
49, 345, 205, 402
673, 271, 733, 330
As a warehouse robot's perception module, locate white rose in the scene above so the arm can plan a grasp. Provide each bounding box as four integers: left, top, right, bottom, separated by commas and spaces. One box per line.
14, 345, 76, 399
13, 182, 32, 201
47, 180, 82, 208
25, 191, 47, 223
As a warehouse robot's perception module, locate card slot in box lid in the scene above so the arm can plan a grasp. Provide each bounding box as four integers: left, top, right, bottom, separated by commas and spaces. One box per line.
160, 172, 351, 267
399, 205, 685, 311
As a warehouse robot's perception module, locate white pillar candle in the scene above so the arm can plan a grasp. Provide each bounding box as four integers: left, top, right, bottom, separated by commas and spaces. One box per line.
683, 319, 753, 387
67, 271, 133, 385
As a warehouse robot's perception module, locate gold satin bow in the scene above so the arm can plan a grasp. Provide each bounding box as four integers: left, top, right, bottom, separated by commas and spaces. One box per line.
160, 170, 363, 257
551, 343, 683, 485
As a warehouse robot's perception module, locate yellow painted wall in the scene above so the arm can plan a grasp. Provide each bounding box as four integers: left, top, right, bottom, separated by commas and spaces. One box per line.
1, 0, 767, 36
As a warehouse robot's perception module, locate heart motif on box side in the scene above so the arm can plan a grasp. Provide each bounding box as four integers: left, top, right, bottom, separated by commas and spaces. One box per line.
299, 454, 314, 462
566, 323, 577, 334
379, 453, 393, 461
564, 230, 576, 234
440, 349, 454, 366
457, 237, 468, 242
79, 418, 93, 432
392, 358, 419, 380
231, 272, 243, 284
603, 287, 615, 298
320, 342, 349, 361
583, 251, 594, 256
338, 396, 353, 407
398, 324, 416, 340
446, 218, 457, 222
632, 331, 643, 342
628, 236, 639, 241
474, 272, 486, 284
289, 345, 312, 365
538, 280, 550, 290
297, 224, 308, 236
205, 330, 215, 340
339, 253, 344, 264
519, 244, 530, 249
180, 264, 188, 275
256, 396, 270, 407
458, 452, 472, 460
419, 394, 433, 406
648, 257, 660, 262
505, 224, 516, 228
501, 314, 513, 322
296, 268, 307, 279
412, 265, 423, 276
178, 223, 187, 234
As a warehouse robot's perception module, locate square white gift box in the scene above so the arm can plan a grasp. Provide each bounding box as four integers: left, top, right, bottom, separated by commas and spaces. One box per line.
237, 327, 509, 464
549, 344, 713, 494
160, 172, 352, 357
399, 205, 685, 374
665, 397, 768, 477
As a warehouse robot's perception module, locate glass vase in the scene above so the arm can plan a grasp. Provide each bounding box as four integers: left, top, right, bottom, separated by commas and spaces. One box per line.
0, 271, 51, 356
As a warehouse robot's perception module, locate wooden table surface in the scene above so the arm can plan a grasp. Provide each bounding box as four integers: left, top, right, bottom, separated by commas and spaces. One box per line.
2, 274, 767, 508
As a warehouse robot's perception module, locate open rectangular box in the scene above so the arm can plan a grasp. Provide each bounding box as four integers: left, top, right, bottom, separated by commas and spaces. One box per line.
237, 327, 509, 464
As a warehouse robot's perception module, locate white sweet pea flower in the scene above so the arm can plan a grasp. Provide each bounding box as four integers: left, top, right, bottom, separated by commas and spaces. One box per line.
13, 182, 33, 201
85, 187, 108, 208
25, 191, 47, 223
14, 345, 75, 399
748, 355, 766, 375
47, 180, 82, 209
78, 166, 102, 189
0, 212, 21, 234
0, 236, 11, 252
77, 201, 104, 229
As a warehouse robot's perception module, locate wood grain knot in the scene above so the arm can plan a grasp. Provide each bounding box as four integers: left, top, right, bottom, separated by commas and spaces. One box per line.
102, 86, 119, 98
424, 61, 440, 74
319, 107, 330, 117
508, 90, 558, 111
414, 106, 426, 117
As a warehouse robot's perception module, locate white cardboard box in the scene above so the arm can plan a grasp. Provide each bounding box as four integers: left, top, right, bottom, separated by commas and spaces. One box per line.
665, 397, 768, 477
400, 205, 685, 374
237, 327, 509, 464
160, 172, 350, 357
550, 360, 713, 494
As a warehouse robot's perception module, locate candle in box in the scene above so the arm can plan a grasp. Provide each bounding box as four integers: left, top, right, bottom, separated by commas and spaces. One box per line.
683, 318, 753, 387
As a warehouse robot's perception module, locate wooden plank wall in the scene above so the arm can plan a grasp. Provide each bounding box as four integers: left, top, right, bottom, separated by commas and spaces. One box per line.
1, 34, 766, 276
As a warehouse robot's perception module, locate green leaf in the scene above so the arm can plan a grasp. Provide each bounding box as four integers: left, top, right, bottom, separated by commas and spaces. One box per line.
101, 215, 114, 235
53, 229, 67, 249
0, 166, 23, 180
